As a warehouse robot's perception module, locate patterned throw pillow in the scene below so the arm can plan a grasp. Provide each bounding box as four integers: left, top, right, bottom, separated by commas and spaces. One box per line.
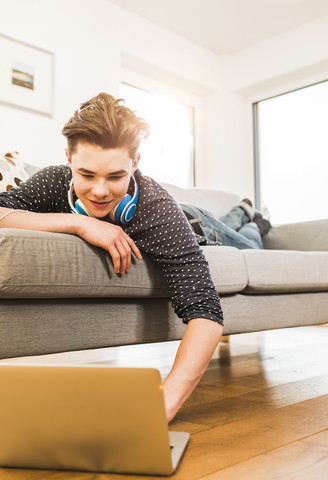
0, 151, 29, 193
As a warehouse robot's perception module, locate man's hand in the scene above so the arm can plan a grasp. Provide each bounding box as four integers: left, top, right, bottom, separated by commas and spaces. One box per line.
162, 318, 223, 423
77, 217, 142, 274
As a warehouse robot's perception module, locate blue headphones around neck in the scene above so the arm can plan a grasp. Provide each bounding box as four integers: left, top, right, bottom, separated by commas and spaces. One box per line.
67, 175, 139, 225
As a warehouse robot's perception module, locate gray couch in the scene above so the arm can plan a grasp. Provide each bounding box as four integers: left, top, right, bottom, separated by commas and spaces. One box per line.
1, 173, 328, 360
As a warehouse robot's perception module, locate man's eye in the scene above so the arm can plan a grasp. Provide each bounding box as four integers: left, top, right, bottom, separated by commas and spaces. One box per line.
81, 174, 93, 178
110, 176, 124, 181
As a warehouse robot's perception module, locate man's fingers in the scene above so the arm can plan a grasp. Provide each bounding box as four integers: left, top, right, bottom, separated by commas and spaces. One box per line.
78, 220, 142, 271
109, 248, 122, 274
115, 241, 131, 274
105, 226, 142, 274
108, 239, 133, 274
126, 235, 142, 260
110, 226, 142, 261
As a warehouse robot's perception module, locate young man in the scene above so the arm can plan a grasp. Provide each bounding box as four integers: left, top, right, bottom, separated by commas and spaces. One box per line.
0, 93, 224, 422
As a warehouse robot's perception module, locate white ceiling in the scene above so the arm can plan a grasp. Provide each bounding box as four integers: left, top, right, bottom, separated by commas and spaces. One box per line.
107, 0, 328, 54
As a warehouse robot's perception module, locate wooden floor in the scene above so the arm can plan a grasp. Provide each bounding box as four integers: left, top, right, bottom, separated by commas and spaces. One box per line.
1, 325, 328, 479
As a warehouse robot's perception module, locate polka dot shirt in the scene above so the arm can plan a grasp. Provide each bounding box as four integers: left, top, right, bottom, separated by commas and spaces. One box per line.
0, 165, 224, 326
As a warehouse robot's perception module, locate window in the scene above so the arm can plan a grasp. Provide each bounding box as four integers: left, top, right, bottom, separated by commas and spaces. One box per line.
254, 80, 328, 225
120, 83, 194, 188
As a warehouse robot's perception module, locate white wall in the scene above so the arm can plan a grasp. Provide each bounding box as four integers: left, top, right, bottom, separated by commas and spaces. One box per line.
2, 0, 328, 198
0, 0, 224, 185
203, 87, 252, 196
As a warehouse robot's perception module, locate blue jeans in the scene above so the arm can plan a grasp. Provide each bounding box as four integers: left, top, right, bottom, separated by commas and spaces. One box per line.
181, 204, 263, 249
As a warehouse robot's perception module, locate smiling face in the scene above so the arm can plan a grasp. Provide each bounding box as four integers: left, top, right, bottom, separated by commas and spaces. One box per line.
66, 143, 140, 218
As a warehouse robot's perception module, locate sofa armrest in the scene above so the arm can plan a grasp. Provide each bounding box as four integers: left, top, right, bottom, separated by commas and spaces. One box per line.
263, 219, 328, 251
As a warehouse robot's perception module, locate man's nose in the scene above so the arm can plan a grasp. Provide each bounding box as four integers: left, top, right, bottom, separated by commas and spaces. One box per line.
92, 180, 109, 197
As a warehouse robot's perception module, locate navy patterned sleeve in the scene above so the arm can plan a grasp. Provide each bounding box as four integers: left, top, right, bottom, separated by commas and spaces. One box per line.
0, 165, 72, 212
125, 171, 224, 326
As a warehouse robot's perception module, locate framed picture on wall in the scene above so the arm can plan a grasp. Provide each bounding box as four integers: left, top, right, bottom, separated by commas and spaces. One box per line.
0, 34, 54, 116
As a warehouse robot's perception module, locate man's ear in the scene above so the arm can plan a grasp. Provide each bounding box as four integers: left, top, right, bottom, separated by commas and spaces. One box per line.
132, 153, 141, 174
65, 149, 72, 168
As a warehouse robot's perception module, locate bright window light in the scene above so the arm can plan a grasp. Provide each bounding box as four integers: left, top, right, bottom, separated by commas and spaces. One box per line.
120, 83, 194, 188
255, 81, 328, 225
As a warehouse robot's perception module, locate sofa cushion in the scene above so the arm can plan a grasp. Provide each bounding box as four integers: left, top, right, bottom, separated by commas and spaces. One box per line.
0, 229, 169, 299
242, 249, 328, 293
202, 246, 248, 294
0, 230, 247, 299
263, 220, 328, 252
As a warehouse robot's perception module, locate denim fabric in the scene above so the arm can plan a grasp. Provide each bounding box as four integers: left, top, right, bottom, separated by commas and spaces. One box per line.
220, 206, 251, 230
180, 204, 263, 250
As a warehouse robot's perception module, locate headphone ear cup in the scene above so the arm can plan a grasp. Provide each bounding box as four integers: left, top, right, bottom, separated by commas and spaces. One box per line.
114, 194, 132, 224
67, 180, 95, 217
121, 201, 137, 224
75, 199, 95, 217
74, 202, 87, 215
114, 175, 139, 225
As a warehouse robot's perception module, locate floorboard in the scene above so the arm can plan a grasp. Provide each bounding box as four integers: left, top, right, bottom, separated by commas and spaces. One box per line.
201, 429, 328, 480
1, 325, 328, 479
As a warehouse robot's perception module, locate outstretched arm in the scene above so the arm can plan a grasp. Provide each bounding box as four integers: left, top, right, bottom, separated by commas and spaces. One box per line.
162, 318, 223, 423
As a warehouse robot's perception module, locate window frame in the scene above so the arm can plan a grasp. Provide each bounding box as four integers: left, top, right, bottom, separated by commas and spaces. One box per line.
253, 77, 328, 221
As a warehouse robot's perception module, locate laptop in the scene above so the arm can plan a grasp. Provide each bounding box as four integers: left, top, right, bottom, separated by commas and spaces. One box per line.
0, 365, 189, 476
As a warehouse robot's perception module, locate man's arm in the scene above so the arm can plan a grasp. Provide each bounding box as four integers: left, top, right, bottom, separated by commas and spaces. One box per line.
0, 207, 142, 274
162, 318, 223, 423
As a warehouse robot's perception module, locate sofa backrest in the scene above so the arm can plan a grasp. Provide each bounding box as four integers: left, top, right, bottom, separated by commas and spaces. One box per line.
24, 163, 40, 176
161, 183, 241, 219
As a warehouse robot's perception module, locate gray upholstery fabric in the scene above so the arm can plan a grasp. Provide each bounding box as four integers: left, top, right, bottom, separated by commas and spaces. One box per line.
221, 292, 328, 334
0, 298, 186, 359
0, 230, 247, 298
263, 219, 328, 251
202, 246, 247, 294
24, 163, 40, 176
1, 292, 327, 359
0, 229, 169, 299
242, 249, 328, 293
